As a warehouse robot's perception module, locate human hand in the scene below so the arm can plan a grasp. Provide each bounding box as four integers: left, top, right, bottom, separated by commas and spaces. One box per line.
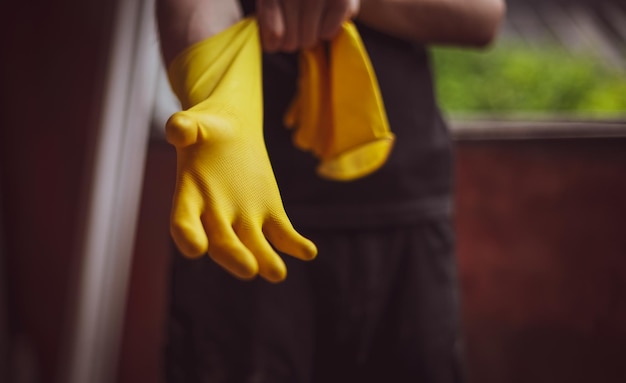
256, 0, 360, 52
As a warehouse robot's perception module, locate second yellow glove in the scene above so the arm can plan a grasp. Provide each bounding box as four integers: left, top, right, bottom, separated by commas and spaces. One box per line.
285, 22, 395, 181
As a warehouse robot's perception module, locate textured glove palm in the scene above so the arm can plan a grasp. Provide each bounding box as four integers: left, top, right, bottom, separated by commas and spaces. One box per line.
166, 18, 317, 283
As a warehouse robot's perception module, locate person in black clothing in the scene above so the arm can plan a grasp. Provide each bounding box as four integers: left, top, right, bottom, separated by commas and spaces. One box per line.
157, 0, 505, 382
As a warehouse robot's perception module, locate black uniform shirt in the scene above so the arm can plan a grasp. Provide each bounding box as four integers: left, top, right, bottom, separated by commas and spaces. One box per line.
241, 0, 453, 228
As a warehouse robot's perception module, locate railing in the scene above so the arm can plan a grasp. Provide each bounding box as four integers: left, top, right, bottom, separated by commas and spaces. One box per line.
503, 0, 626, 68
450, 117, 626, 140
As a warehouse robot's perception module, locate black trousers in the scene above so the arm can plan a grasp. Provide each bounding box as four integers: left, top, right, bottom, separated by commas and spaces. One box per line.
164, 217, 466, 383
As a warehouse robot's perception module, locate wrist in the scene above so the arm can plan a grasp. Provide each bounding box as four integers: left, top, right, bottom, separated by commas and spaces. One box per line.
157, 0, 243, 65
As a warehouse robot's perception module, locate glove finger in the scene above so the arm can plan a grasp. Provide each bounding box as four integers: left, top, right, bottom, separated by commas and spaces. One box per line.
170, 192, 208, 258
166, 112, 200, 148
237, 224, 288, 283
263, 215, 318, 261
205, 217, 260, 280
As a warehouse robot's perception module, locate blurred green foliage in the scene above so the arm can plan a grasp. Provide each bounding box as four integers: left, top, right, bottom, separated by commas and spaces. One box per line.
431, 42, 626, 117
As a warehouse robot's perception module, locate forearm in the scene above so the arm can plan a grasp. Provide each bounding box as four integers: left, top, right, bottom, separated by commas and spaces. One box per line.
357, 0, 506, 47
156, 0, 243, 65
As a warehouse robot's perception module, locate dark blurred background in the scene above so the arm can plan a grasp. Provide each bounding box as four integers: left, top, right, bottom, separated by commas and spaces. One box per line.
1, 0, 625, 382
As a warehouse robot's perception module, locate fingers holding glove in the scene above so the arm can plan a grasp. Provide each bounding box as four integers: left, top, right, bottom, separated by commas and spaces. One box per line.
256, 0, 360, 52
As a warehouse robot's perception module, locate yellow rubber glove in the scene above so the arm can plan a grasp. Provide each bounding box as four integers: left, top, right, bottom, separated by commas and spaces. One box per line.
166, 18, 317, 283
285, 21, 395, 181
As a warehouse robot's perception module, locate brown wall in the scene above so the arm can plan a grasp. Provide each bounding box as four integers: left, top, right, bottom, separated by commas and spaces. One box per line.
455, 137, 626, 383
118, 136, 626, 383
117, 141, 176, 383
0, 1, 114, 382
